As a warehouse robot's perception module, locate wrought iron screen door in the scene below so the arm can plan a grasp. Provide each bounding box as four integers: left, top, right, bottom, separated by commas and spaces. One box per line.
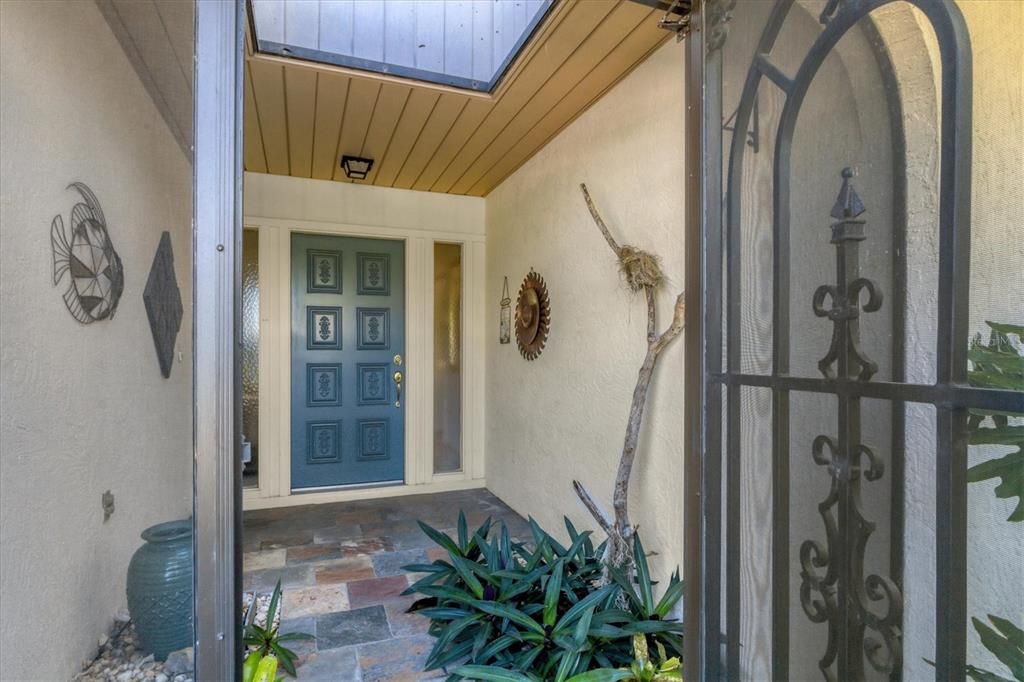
693, 0, 1024, 680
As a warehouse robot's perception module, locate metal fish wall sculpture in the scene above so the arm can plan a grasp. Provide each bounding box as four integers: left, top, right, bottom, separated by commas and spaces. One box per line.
51, 183, 124, 323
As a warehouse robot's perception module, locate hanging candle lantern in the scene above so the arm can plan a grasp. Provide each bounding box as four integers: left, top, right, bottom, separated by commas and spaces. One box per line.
499, 276, 512, 344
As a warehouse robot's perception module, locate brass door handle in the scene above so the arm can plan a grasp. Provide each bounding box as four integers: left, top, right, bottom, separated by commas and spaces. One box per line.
393, 370, 403, 408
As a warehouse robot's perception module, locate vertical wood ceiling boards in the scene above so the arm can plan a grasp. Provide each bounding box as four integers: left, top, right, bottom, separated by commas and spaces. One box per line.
244, 63, 268, 173
448, 1, 652, 195
358, 83, 413, 184
427, 0, 621, 193
392, 94, 469, 189
373, 89, 443, 187
285, 68, 317, 178
310, 72, 350, 180
243, 0, 669, 196
469, 7, 668, 196
248, 59, 289, 175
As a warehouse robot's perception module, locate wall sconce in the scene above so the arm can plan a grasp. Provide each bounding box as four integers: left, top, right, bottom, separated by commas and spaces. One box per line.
341, 155, 374, 180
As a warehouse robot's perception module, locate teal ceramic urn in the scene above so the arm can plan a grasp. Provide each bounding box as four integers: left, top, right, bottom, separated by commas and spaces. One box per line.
126, 520, 194, 660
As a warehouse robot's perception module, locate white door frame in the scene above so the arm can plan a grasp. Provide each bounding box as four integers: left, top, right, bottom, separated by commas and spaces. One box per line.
242, 216, 486, 510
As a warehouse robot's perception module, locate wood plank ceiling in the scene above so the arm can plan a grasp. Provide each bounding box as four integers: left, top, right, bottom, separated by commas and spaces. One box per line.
245, 0, 670, 197
96, 0, 194, 157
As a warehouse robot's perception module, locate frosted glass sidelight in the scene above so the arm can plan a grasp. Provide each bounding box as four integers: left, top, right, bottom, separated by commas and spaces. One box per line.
434, 243, 462, 474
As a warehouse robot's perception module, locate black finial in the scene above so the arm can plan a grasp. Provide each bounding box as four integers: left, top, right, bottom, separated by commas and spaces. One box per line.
831, 167, 866, 220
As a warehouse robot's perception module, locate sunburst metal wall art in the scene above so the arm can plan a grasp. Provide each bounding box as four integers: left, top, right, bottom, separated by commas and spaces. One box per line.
515, 269, 550, 361
51, 183, 124, 323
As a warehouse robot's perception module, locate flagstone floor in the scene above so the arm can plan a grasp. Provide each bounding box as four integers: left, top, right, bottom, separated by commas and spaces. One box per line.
242, 488, 531, 682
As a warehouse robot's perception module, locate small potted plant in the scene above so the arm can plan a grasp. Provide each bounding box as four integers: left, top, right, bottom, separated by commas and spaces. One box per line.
242, 580, 314, 681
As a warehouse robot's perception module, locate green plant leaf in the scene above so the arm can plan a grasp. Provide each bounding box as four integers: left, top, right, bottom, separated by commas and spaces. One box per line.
965, 664, 1015, 682
458, 510, 469, 548
654, 570, 685, 619
472, 621, 494, 661
429, 637, 475, 671
475, 516, 496, 543
968, 426, 1024, 448
609, 566, 642, 612
501, 524, 513, 566
619, 620, 685, 635
573, 605, 596, 648
973, 615, 1024, 680
477, 634, 520, 661
454, 665, 537, 681
967, 449, 1024, 522
417, 584, 479, 605
417, 606, 475, 621
500, 564, 551, 602
987, 322, 1024, 338
544, 560, 565, 627
451, 554, 486, 599
633, 536, 654, 614
554, 584, 618, 636
418, 520, 463, 556
514, 644, 544, 671
471, 599, 546, 635
555, 649, 582, 682
269, 642, 297, 678
265, 580, 283, 629
530, 517, 566, 557
564, 671, 634, 682
402, 562, 451, 574
431, 614, 486, 659
564, 532, 592, 569
989, 616, 1024, 651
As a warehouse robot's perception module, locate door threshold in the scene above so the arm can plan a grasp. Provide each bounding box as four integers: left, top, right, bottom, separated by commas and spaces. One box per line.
243, 478, 487, 510
291, 479, 403, 494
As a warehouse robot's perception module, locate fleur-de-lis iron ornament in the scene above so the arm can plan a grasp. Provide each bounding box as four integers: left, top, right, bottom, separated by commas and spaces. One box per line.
812, 168, 884, 381
800, 168, 902, 680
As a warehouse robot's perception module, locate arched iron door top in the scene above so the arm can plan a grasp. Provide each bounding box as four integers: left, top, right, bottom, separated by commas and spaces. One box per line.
725, 0, 973, 282
715, 0, 977, 680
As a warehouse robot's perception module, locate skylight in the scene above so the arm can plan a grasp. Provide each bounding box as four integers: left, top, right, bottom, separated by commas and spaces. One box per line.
250, 0, 554, 92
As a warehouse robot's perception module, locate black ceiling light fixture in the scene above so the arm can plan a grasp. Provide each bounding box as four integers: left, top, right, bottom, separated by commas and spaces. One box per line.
340, 155, 374, 180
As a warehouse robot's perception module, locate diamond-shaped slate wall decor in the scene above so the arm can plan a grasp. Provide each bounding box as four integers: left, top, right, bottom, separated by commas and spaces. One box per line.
144, 231, 183, 378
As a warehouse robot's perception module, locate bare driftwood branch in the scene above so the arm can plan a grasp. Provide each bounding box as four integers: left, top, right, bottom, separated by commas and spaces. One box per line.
575, 183, 686, 573
572, 480, 613, 536
580, 183, 623, 256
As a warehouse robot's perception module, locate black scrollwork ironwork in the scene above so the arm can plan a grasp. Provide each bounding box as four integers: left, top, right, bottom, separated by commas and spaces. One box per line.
800, 169, 903, 680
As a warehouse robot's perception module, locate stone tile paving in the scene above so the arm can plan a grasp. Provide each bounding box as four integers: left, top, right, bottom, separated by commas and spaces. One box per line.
243, 488, 531, 681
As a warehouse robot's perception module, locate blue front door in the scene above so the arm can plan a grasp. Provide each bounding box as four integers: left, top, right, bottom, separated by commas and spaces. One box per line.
291, 233, 405, 489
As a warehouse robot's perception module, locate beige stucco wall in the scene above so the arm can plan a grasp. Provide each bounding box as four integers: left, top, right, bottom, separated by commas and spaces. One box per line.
0, 1, 193, 679
895, 2, 1024, 677
244, 171, 485, 236
484, 39, 686, 587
